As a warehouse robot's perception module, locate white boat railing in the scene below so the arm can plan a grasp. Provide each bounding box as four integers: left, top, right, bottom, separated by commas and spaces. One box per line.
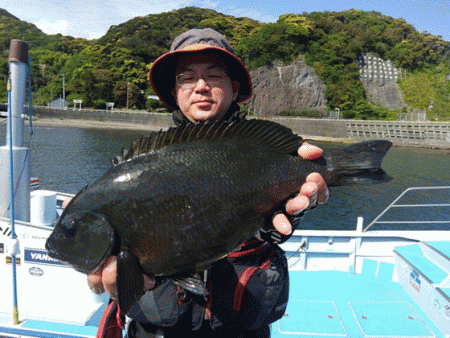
364, 186, 450, 232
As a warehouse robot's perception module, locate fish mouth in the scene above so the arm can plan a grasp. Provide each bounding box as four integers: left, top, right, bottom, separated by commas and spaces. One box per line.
45, 212, 117, 275
46, 230, 115, 275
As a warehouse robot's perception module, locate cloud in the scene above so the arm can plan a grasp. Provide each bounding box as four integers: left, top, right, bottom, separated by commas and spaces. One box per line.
36, 19, 70, 35
30, 0, 196, 39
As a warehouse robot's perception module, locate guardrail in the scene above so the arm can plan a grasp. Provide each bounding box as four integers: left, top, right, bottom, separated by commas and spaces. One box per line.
364, 186, 450, 232
347, 120, 450, 146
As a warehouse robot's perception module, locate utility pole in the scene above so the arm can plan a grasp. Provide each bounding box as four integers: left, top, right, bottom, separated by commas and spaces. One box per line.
126, 81, 129, 110
61, 73, 65, 109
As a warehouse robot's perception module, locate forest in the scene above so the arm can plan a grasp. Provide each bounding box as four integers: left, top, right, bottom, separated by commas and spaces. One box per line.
1, 7, 449, 120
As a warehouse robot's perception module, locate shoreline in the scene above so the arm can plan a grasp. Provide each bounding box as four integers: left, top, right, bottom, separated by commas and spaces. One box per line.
27, 117, 168, 132
23, 117, 450, 149
27, 117, 352, 144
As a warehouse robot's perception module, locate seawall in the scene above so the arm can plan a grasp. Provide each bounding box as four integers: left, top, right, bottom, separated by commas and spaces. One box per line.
27, 106, 450, 148
31, 106, 175, 129
272, 117, 450, 148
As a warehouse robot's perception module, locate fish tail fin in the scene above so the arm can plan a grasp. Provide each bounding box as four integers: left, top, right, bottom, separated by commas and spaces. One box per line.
324, 140, 393, 186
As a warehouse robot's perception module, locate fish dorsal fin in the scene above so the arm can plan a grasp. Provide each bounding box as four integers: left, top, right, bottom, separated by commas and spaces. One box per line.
112, 119, 303, 165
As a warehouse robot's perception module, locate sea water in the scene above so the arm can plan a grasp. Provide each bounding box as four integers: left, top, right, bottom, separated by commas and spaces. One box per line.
1, 123, 449, 230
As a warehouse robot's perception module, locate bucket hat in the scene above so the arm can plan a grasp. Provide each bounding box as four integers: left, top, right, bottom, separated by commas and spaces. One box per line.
149, 28, 252, 110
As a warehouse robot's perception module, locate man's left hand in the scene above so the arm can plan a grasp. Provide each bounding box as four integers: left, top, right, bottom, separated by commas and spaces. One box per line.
272, 142, 329, 235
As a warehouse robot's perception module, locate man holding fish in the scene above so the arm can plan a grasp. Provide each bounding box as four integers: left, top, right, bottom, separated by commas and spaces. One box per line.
86, 28, 328, 338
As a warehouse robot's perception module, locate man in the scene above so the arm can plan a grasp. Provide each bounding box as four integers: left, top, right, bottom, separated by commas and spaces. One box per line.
89, 28, 328, 337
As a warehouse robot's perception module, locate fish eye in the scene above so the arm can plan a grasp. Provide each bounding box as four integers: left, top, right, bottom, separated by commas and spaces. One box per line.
63, 220, 78, 238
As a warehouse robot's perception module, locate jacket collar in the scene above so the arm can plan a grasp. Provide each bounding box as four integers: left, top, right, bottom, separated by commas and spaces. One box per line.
172, 103, 247, 127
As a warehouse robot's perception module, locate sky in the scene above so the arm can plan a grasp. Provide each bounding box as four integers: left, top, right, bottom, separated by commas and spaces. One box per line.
1, 0, 449, 41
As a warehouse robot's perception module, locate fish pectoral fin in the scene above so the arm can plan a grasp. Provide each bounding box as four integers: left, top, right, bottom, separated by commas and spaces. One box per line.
172, 274, 208, 296
117, 250, 144, 314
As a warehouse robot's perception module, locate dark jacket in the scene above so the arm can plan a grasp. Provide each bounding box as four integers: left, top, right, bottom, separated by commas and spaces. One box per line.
171, 103, 247, 127
126, 105, 294, 338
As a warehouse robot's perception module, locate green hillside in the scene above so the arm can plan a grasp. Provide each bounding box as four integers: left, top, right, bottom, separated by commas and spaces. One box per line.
1, 7, 449, 120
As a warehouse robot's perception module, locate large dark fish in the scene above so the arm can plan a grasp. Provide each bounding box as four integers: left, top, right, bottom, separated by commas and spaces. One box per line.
45, 119, 392, 313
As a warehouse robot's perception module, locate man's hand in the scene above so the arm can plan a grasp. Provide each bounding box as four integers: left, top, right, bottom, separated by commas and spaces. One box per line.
87, 256, 155, 299
272, 142, 329, 235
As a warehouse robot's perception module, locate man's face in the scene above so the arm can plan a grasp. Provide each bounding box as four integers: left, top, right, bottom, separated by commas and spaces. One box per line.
172, 57, 240, 123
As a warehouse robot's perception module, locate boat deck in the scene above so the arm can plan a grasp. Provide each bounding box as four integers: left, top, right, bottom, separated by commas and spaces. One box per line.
1, 240, 449, 338
0, 319, 99, 338
272, 255, 449, 337
0, 301, 106, 338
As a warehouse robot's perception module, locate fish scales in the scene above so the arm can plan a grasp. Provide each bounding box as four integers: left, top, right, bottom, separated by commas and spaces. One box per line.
95, 138, 310, 276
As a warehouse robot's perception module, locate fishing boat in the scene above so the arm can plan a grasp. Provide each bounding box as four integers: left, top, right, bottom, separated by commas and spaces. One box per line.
1, 40, 449, 338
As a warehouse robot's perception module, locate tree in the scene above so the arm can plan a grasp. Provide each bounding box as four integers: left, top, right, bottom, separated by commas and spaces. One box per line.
92, 69, 115, 102
113, 82, 145, 109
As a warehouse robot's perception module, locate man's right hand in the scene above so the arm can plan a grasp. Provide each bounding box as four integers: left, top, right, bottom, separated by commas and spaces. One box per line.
87, 256, 156, 300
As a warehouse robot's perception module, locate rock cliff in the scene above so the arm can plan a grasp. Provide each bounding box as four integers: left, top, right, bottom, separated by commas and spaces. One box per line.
357, 53, 408, 110
243, 60, 327, 116
244, 54, 408, 116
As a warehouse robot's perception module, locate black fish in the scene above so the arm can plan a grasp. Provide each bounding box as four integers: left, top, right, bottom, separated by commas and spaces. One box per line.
45, 119, 392, 313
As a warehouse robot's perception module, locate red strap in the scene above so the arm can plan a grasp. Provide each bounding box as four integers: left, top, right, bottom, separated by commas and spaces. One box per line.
233, 252, 274, 312
228, 238, 265, 258
233, 266, 258, 312
96, 300, 124, 338
240, 237, 262, 248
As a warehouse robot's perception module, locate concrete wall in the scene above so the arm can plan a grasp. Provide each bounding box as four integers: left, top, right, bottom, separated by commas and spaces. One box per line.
29, 106, 450, 148
259, 117, 450, 148
268, 117, 348, 140
346, 120, 450, 148
32, 106, 175, 129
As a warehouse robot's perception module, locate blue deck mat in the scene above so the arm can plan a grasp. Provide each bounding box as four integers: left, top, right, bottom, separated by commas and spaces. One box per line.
427, 241, 450, 259
277, 300, 345, 336
396, 244, 424, 255
395, 245, 448, 284
271, 266, 445, 338
440, 288, 450, 299
349, 301, 434, 337
20, 320, 98, 336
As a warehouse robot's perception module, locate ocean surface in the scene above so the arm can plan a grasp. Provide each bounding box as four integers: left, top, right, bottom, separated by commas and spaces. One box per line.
1, 122, 449, 231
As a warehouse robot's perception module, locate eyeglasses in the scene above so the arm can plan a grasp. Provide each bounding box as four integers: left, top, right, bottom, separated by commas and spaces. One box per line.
175, 70, 229, 89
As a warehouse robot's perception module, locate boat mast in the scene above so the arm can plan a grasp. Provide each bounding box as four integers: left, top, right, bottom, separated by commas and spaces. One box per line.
1, 39, 31, 325
0, 40, 30, 222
